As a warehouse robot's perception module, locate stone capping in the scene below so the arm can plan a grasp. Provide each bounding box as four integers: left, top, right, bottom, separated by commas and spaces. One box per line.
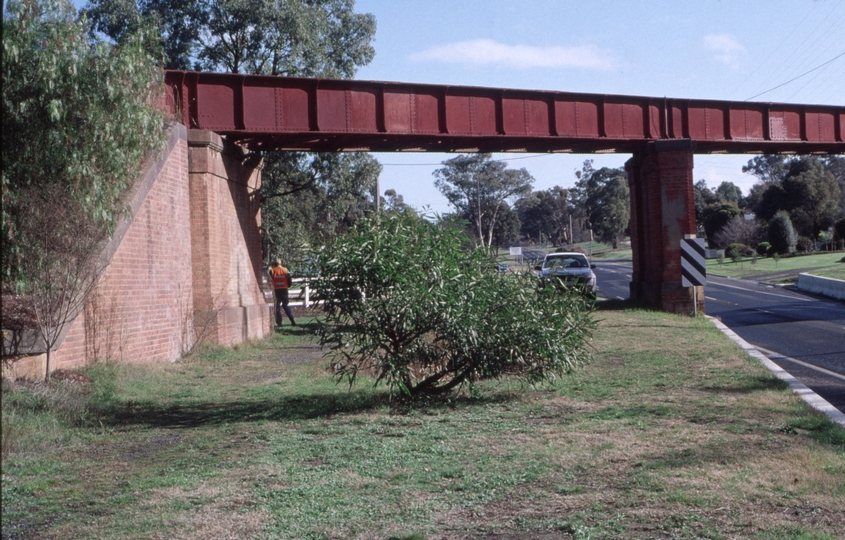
1, 123, 188, 358
187, 129, 264, 170
187, 129, 224, 152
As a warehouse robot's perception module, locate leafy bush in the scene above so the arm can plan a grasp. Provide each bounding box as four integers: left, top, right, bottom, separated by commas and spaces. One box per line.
835, 217, 845, 244
767, 211, 797, 254
726, 243, 751, 260
796, 237, 814, 252
314, 213, 595, 397
756, 242, 771, 256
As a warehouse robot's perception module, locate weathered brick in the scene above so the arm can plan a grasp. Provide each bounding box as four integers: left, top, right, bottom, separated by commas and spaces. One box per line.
626, 142, 702, 315
14, 126, 270, 378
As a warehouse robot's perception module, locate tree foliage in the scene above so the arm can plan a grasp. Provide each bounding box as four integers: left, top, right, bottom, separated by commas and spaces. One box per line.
314, 213, 594, 397
714, 181, 744, 207
260, 151, 381, 266
767, 211, 797, 255
83, 0, 376, 74
515, 186, 573, 245
743, 155, 788, 186
701, 202, 741, 245
3, 0, 165, 377
571, 161, 629, 248
434, 154, 534, 247
748, 156, 842, 239
84, 0, 380, 263
780, 158, 840, 239
3, 0, 165, 281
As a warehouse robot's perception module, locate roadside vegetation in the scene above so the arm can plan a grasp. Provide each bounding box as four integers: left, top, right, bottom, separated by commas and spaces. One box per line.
315, 213, 594, 397
707, 251, 845, 282
3, 304, 843, 539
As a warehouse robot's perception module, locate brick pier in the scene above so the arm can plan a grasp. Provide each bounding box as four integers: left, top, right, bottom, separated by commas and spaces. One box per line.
626, 140, 704, 315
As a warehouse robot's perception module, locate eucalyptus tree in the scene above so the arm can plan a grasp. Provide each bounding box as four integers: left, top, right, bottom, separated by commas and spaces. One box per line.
259, 151, 382, 268
433, 154, 534, 247
516, 186, 573, 245
84, 0, 379, 249
571, 161, 630, 248
3, 0, 165, 377
84, 0, 376, 75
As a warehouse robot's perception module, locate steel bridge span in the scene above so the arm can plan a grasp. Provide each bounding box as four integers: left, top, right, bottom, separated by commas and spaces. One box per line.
164, 70, 844, 314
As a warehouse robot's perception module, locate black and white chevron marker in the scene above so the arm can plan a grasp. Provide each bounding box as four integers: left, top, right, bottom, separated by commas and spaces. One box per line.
680, 237, 706, 287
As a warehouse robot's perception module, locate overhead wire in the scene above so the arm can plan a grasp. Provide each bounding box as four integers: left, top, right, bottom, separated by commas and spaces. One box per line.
727, 1, 820, 98
810, 68, 845, 102
744, 0, 844, 101
745, 49, 845, 101
750, 1, 843, 92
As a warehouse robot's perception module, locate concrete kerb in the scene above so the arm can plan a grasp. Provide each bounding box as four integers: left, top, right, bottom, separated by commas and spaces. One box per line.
706, 316, 845, 428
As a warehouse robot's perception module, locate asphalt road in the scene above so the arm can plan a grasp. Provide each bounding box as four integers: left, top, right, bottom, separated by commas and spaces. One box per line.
592, 261, 845, 415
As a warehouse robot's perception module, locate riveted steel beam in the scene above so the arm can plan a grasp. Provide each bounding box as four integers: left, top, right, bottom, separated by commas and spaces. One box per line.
164, 70, 845, 155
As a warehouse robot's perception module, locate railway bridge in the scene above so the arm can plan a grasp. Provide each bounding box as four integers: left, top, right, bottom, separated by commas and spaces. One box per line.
164, 70, 845, 314
7, 71, 843, 378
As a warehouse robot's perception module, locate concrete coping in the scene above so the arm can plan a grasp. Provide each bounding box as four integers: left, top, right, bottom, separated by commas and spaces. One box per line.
796, 273, 845, 301
187, 129, 225, 152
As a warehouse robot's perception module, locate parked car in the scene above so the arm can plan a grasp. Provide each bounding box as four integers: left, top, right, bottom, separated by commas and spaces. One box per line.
535, 252, 597, 293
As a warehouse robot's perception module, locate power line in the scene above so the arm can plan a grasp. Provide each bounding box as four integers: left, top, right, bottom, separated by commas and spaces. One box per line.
744, 0, 844, 100
745, 49, 845, 101
728, 1, 820, 97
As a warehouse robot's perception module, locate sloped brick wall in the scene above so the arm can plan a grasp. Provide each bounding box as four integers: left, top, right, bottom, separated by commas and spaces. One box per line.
8, 125, 270, 378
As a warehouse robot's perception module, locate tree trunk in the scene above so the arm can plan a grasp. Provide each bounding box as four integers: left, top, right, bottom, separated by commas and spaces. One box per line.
44, 347, 51, 382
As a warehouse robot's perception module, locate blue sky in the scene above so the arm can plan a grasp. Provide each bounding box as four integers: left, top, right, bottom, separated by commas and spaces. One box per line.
351, 0, 845, 213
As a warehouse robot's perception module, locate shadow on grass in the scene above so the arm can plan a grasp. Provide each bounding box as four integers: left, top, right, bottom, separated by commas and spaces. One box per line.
271, 320, 320, 337
95, 388, 523, 430
701, 375, 789, 394
594, 298, 654, 312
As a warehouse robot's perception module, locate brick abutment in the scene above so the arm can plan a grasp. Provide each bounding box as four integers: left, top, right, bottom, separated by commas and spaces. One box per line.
6, 126, 270, 379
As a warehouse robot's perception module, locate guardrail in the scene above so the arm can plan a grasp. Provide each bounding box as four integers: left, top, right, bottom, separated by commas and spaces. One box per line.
796, 273, 845, 301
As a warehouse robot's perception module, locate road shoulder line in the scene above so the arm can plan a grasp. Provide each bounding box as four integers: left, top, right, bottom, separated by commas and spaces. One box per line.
706, 316, 845, 428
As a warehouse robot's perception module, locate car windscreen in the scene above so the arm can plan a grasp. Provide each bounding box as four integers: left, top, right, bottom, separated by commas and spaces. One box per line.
544, 256, 588, 269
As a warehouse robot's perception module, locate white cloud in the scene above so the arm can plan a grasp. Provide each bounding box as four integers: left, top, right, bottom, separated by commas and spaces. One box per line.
408, 39, 616, 70
704, 34, 746, 68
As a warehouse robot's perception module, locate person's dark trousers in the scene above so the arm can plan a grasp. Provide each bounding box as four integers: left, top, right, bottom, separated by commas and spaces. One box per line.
274, 288, 296, 326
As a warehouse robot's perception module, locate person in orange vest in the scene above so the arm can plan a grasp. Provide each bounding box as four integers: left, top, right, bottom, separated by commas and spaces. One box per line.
269, 259, 296, 327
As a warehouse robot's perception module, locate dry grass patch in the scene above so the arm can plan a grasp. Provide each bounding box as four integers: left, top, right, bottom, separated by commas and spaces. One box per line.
3, 308, 843, 539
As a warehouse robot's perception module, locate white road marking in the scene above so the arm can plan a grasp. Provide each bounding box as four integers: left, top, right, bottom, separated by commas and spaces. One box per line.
754, 345, 845, 382
708, 280, 813, 301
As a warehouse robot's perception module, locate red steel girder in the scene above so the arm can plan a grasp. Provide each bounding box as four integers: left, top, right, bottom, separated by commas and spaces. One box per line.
164, 70, 845, 154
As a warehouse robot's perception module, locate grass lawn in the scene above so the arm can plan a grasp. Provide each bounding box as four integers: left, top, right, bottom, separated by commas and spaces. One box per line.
2, 306, 843, 539
707, 252, 845, 282
497, 242, 633, 269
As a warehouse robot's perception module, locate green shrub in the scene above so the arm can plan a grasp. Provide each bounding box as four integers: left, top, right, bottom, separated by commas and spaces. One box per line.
756, 242, 771, 256
834, 217, 845, 244
796, 237, 814, 252
767, 211, 797, 254
314, 213, 595, 397
726, 243, 751, 260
